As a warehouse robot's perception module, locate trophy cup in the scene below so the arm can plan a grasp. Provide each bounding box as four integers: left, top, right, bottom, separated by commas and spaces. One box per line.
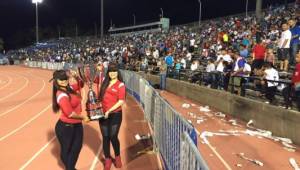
78, 60, 104, 120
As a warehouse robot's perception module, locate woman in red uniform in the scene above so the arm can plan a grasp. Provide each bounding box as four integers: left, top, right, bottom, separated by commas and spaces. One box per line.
98, 63, 126, 170
51, 70, 89, 170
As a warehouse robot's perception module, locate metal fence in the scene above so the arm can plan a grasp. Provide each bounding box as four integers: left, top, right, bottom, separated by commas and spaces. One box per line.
121, 69, 209, 170
25, 61, 210, 170
181, 132, 210, 170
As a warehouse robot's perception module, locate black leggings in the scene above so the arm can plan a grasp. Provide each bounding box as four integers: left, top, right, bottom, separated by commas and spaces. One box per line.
55, 120, 83, 170
99, 112, 122, 158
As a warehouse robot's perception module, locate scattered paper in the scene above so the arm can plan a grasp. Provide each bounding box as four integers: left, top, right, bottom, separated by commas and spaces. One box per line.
199, 106, 210, 112
289, 158, 300, 170
135, 133, 151, 141
236, 164, 242, 167
284, 147, 296, 152
229, 119, 238, 126
237, 153, 264, 166
182, 103, 190, 108
215, 112, 226, 118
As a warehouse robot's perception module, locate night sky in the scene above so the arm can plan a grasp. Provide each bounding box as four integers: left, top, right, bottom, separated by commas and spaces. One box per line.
0, 0, 294, 50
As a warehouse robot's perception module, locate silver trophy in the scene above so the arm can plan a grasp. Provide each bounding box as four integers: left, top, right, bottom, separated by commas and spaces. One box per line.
78, 60, 104, 120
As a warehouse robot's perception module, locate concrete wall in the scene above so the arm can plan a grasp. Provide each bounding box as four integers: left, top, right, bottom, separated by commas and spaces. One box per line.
142, 74, 300, 145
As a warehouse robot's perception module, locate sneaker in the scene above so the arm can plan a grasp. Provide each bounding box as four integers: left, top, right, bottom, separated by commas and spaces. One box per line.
113, 155, 123, 168
104, 158, 112, 170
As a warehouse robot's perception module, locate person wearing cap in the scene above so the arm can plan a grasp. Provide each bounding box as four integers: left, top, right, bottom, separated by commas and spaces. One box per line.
51, 70, 89, 170
98, 63, 126, 170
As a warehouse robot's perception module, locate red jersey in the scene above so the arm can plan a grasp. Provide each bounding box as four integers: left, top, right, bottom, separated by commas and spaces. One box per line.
57, 84, 82, 124
102, 80, 126, 113
253, 44, 266, 60
292, 63, 300, 85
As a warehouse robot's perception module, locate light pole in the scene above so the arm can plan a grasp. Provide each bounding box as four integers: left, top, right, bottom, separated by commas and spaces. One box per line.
198, 0, 202, 27
246, 0, 249, 18
160, 8, 164, 18
133, 14, 136, 26
32, 0, 43, 44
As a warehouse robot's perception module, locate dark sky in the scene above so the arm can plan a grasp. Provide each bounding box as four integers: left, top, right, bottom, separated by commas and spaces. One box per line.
0, 0, 294, 50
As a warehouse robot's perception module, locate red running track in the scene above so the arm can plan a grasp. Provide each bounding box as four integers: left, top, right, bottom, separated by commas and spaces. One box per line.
0, 66, 161, 170
160, 91, 300, 170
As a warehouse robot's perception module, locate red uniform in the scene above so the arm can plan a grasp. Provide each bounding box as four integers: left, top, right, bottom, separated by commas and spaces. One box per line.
253, 44, 266, 60
292, 63, 300, 86
101, 80, 126, 113
57, 84, 82, 124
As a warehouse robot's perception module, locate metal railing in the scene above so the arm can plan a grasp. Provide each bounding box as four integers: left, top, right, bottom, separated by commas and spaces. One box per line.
181, 132, 210, 170
121, 69, 209, 170
166, 67, 294, 108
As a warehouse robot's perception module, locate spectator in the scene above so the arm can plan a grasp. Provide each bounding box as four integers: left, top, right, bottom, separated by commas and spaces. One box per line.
265, 49, 276, 66
252, 40, 266, 74
292, 52, 300, 110
278, 23, 292, 72
159, 59, 168, 90
288, 19, 300, 65
262, 62, 279, 104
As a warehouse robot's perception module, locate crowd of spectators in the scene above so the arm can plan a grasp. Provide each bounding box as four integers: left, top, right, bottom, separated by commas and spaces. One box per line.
7, 4, 300, 110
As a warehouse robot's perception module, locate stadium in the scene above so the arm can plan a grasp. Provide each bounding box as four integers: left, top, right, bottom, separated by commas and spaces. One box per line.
0, 0, 300, 169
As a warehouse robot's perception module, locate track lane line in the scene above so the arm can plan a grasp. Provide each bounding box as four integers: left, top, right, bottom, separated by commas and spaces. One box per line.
19, 136, 57, 170
0, 104, 52, 141
89, 146, 102, 170
0, 74, 12, 90
0, 74, 29, 101
0, 74, 46, 118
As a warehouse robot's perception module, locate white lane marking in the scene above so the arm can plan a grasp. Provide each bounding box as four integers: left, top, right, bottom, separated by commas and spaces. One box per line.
0, 75, 46, 117
205, 137, 232, 170
19, 136, 56, 170
195, 114, 232, 169
89, 146, 102, 170
0, 74, 13, 90
0, 104, 52, 141
0, 75, 29, 101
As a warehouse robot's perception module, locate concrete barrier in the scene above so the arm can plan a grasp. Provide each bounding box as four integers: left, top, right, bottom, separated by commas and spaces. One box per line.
142, 73, 300, 145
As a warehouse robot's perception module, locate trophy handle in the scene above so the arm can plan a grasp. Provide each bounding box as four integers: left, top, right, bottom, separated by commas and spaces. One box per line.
78, 67, 87, 82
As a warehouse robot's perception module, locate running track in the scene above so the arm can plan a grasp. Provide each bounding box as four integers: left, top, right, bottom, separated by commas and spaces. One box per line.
161, 91, 300, 170
0, 66, 161, 170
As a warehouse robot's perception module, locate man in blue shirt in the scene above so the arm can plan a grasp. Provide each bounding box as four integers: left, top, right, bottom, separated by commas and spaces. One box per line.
289, 19, 300, 65
165, 53, 174, 67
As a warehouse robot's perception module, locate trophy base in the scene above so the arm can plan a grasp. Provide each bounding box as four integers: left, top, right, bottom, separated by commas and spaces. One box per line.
89, 114, 104, 121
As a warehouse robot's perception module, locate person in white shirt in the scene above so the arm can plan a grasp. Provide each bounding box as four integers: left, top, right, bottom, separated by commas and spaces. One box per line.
206, 59, 216, 73
278, 23, 292, 72
190, 60, 199, 71
180, 57, 187, 69
263, 62, 279, 104
216, 49, 233, 63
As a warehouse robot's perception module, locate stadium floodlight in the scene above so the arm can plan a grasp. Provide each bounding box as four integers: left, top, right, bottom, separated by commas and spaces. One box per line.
160, 8, 164, 18
198, 0, 202, 27
32, 0, 43, 44
32, 0, 43, 3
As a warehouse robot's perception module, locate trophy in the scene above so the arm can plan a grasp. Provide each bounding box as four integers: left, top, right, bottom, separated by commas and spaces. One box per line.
78, 59, 104, 120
